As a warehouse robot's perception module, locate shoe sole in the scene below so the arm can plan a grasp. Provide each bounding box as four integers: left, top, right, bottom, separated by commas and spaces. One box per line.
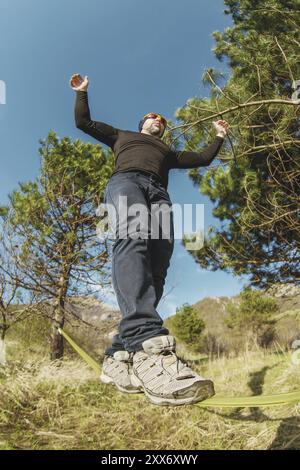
131, 373, 215, 406
100, 372, 143, 394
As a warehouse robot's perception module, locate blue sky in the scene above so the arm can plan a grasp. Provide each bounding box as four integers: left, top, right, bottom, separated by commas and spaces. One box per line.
0, 0, 250, 317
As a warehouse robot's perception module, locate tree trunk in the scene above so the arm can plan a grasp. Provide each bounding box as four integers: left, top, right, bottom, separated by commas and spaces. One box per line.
50, 263, 73, 360
50, 302, 65, 360
0, 328, 6, 365
49, 255, 73, 360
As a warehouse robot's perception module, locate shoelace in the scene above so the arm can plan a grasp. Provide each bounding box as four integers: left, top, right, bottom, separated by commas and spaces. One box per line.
158, 350, 195, 379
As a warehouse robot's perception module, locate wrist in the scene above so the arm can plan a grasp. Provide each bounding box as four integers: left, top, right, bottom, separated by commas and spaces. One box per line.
216, 131, 226, 138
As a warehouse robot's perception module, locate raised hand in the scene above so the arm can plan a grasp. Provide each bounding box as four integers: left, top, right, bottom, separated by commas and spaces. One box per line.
69, 73, 89, 92
212, 119, 230, 138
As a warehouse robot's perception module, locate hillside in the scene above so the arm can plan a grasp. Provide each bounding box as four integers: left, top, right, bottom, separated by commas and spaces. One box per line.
60, 283, 300, 357
1, 324, 300, 450
164, 284, 300, 355
1, 284, 299, 450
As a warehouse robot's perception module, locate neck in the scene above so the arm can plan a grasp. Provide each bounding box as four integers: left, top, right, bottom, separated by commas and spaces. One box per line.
141, 130, 161, 138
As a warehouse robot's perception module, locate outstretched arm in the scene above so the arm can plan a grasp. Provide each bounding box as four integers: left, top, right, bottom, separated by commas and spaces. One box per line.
168, 120, 229, 169
70, 74, 119, 149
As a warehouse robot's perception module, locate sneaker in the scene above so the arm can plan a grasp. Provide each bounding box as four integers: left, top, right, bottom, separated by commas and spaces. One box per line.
131, 335, 215, 406
100, 351, 143, 394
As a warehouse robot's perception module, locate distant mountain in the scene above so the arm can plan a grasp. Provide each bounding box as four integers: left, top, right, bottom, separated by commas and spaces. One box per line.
65, 296, 121, 326
165, 283, 300, 353
64, 284, 300, 355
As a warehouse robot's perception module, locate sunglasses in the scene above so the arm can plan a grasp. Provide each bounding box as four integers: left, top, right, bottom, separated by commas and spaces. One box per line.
143, 112, 167, 128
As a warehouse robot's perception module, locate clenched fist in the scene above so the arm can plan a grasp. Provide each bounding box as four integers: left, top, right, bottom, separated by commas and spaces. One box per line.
212, 119, 230, 138
69, 73, 89, 92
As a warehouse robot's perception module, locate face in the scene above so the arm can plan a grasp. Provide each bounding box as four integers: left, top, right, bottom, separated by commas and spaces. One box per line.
141, 114, 166, 138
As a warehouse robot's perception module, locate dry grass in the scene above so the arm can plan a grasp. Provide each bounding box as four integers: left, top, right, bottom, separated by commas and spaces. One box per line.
0, 331, 300, 450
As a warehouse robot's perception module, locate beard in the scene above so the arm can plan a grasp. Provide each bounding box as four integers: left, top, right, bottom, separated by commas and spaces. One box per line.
151, 124, 162, 136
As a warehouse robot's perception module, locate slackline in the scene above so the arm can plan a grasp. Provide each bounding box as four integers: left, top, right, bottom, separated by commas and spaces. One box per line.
58, 328, 300, 408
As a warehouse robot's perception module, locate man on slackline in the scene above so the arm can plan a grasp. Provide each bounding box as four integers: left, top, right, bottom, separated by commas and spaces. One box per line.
70, 73, 229, 406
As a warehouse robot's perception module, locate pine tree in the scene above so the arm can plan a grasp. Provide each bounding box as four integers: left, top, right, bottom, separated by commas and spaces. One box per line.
1, 131, 114, 359
171, 0, 300, 288
171, 303, 205, 351
225, 287, 278, 347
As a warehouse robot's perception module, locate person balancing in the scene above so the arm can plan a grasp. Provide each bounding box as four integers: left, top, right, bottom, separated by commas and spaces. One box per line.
70, 73, 229, 406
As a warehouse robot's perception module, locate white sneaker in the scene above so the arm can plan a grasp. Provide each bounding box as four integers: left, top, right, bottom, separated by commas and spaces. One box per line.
100, 351, 143, 394
131, 335, 215, 406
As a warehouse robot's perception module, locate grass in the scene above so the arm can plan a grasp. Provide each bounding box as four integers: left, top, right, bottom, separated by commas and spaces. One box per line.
0, 321, 300, 450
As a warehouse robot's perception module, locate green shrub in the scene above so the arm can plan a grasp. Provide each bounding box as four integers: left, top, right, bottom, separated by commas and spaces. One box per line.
171, 303, 205, 352
225, 287, 278, 347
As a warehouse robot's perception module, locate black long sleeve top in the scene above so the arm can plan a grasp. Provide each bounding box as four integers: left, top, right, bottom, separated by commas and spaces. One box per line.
74, 91, 224, 189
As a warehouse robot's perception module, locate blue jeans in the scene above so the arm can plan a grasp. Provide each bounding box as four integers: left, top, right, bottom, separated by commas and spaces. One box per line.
103, 170, 174, 355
